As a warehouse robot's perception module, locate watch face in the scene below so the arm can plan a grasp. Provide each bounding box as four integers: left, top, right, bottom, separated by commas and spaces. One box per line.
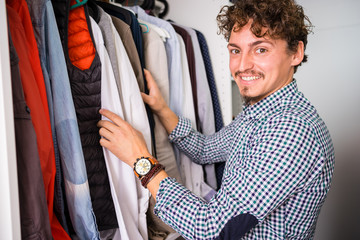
135, 158, 152, 176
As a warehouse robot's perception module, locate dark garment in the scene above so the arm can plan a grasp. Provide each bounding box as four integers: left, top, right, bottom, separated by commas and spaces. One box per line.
8, 23, 53, 240
214, 213, 258, 240
97, 1, 132, 25
195, 30, 223, 132
195, 30, 225, 189
171, 23, 199, 130
51, 0, 118, 231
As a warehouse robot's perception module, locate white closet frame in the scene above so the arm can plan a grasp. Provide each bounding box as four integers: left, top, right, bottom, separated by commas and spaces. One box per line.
0, 0, 21, 239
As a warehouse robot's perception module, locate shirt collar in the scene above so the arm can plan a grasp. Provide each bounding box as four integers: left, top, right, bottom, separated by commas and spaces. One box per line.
242, 79, 298, 119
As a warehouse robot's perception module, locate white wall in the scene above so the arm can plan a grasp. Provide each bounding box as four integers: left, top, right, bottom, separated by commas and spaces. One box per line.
296, 0, 360, 239
167, 0, 360, 239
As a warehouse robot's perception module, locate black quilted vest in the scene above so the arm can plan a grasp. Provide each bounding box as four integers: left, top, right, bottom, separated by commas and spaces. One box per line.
51, 0, 118, 231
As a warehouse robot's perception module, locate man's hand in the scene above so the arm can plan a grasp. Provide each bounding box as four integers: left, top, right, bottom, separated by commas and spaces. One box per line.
97, 109, 152, 167
141, 69, 179, 134
141, 69, 168, 114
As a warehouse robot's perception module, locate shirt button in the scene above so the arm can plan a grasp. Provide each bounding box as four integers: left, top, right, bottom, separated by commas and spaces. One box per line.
25, 106, 31, 114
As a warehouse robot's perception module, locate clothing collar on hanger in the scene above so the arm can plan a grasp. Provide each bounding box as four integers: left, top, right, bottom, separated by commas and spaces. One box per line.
138, 19, 170, 41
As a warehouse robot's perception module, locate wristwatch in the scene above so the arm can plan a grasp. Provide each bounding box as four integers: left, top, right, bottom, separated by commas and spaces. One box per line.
133, 156, 157, 179
133, 156, 165, 188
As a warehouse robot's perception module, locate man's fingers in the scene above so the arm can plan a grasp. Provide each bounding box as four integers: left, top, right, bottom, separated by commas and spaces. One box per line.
141, 92, 152, 105
97, 119, 118, 133
99, 137, 111, 149
99, 109, 125, 127
99, 127, 114, 142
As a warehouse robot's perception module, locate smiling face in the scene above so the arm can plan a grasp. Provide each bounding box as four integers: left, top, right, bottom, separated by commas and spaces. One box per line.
228, 20, 304, 105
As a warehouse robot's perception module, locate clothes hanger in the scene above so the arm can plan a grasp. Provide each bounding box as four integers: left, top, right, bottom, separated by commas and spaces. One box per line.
156, 0, 168, 19
113, 1, 138, 16
139, 22, 149, 33
71, 0, 88, 9
141, 0, 154, 10
138, 19, 170, 40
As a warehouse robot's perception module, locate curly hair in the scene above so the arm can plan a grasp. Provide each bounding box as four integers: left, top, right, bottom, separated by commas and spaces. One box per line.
217, 0, 313, 72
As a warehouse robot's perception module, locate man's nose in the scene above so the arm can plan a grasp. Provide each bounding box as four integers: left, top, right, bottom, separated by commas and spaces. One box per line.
238, 53, 254, 72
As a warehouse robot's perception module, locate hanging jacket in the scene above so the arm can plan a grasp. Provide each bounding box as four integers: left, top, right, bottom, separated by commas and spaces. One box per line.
6, 2, 70, 239
25, 0, 68, 231
51, 0, 118, 231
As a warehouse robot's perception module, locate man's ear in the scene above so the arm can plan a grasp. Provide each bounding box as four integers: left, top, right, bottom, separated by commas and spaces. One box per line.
291, 41, 304, 66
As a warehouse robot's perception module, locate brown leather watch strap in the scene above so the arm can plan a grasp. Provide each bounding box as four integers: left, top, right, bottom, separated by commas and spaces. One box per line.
141, 163, 165, 188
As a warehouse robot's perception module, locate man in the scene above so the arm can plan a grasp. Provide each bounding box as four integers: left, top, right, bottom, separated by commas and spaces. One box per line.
97, 0, 335, 239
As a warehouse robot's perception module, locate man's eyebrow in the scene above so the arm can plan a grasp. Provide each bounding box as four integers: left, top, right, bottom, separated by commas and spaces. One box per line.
227, 40, 274, 49
250, 40, 274, 47
227, 43, 240, 48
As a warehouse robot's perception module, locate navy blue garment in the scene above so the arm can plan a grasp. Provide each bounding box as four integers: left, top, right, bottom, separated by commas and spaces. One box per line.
215, 213, 258, 240
195, 30, 224, 132
96, 1, 132, 25
195, 30, 225, 188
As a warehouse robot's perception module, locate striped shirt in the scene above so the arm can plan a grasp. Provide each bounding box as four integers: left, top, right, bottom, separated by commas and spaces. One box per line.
154, 80, 334, 239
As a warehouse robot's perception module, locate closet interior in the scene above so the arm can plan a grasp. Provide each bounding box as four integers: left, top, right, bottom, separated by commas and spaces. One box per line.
0, 0, 232, 239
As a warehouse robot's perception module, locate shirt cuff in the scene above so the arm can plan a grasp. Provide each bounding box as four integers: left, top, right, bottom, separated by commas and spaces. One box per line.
154, 177, 192, 219
168, 116, 192, 142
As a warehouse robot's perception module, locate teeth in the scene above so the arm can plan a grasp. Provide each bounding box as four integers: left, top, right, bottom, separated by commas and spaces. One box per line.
241, 76, 260, 81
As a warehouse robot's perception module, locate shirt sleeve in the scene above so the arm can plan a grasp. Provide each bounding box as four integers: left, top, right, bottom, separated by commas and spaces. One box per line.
156, 115, 325, 239
168, 116, 236, 165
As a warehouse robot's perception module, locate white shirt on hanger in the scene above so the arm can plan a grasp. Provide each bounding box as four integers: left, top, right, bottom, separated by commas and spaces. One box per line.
90, 16, 150, 240
89, 17, 129, 240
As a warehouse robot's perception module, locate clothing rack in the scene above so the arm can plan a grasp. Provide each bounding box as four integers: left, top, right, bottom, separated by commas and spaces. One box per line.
114, 0, 168, 18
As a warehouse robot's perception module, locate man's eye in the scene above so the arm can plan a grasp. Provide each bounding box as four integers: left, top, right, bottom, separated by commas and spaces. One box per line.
256, 48, 267, 54
230, 49, 240, 54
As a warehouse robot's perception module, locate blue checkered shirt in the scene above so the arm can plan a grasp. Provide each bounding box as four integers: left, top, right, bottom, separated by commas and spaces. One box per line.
154, 80, 334, 239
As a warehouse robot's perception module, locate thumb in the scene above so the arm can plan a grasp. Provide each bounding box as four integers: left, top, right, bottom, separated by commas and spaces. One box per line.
141, 92, 152, 105
141, 92, 162, 113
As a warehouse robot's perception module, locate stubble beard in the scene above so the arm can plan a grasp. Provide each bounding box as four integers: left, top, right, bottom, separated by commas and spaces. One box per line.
242, 85, 272, 105
235, 70, 265, 105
